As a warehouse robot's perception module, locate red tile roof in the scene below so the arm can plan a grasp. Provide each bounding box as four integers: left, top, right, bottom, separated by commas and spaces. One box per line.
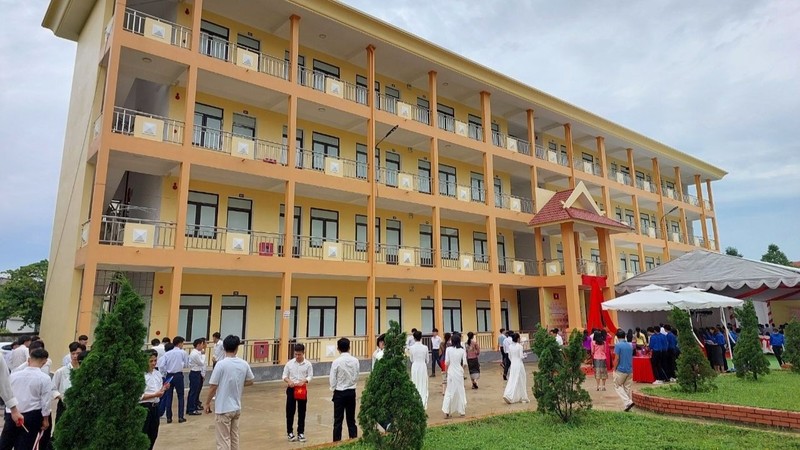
528, 189, 632, 230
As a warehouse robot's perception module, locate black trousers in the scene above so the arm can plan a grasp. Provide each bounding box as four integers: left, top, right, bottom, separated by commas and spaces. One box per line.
501, 349, 510, 379
430, 349, 440, 375
160, 372, 185, 420
186, 371, 203, 414
286, 387, 307, 435
665, 349, 676, 379
332, 389, 357, 441
141, 402, 160, 450
651, 350, 668, 381
0, 410, 44, 450
774, 345, 784, 366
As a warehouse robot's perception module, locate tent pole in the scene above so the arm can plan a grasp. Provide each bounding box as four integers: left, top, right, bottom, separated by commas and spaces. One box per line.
721, 306, 734, 371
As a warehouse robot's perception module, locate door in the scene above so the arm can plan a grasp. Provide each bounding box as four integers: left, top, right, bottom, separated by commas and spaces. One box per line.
279, 205, 301, 257
178, 295, 211, 341
193, 103, 224, 151
220, 295, 247, 339
311, 132, 339, 171
386, 219, 401, 264
385, 152, 400, 187
226, 198, 252, 233
418, 160, 431, 194
200, 20, 229, 60
420, 224, 433, 267
439, 165, 456, 197
471, 172, 485, 203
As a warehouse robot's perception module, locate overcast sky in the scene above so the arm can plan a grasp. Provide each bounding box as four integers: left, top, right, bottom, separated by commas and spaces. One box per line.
0, 0, 797, 271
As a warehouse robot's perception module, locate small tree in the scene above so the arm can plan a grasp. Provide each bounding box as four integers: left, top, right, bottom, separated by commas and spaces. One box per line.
358, 320, 426, 449
725, 247, 743, 257
55, 276, 149, 450
670, 307, 716, 392
783, 320, 800, 373
532, 327, 591, 423
0, 259, 47, 330
761, 243, 792, 266
732, 299, 770, 381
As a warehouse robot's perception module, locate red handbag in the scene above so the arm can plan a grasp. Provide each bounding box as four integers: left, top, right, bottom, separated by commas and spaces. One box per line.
293, 384, 307, 400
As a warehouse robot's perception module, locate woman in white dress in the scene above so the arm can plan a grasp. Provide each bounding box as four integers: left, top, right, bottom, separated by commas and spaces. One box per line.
502, 333, 530, 404
442, 332, 468, 418
408, 331, 430, 409
371, 334, 385, 369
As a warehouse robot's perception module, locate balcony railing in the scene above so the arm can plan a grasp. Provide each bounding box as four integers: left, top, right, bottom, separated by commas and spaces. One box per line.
576, 259, 607, 277
635, 178, 657, 193
297, 67, 367, 105
123, 8, 191, 49
376, 168, 432, 193
692, 235, 707, 248
497, 257, 538, 275
198, 33, 289, 81
294, 236, 366, 262
534, 144, 546, 161
98, 215, 176, 248
491, 132, 532, 156
112, 107, 184, 144
468, 123, 482, 141
683, 192, 700, 207
495, 193, 534, 213
608, 169, 632, 186
438, 252, 490, 271
641, 225, 662, 239
667, 231, 687, 244
254, 140, 289, 166
437, 113, 455, 133
574, 158, 603, 176
703, 199, 712, 211
374, 244, 432, 267
295, 149, 362, 180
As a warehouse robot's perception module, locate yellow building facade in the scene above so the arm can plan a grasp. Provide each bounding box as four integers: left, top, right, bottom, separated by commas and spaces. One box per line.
41, 0, 725, 366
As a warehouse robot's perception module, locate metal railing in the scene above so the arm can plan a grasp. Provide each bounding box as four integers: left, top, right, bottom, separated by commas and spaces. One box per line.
376, 169, 432, 193
294, 236, 366, 262
692, 235, 706, 248
575, 158, 603, 176
517, 139, 532, 156
112, 107, 184, 144
635, 178, 657, 193
254, 139, 288, 165
534, 144, 546, 161
495, 193, 534, 213
375, 93, 398, 114
295, 149, 362, 180
468, 123, 483, 141
497, 257, 538, 275
576, 259, 607, 276
642, 226, 662, 239
437, 113, 455, 132
609, 169, 632, 186
703, 199, 712, 211
258, 53, 289, 80
199, 32, 232, 61
98, 215, 176, 248
683, 192, 700, 207
375, 245, 436, 267
668, 231, 687, 244
437, 252, 490, 271
662, 186, 680, 200
123, 8, 192, 49
297, 67, 366, 105
191, 125, 229, 152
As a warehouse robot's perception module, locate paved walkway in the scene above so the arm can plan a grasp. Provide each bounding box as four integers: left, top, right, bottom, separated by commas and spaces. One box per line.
154, 360, 633, 449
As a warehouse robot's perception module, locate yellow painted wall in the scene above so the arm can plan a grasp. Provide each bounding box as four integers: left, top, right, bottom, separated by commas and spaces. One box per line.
770, 300, 800, 324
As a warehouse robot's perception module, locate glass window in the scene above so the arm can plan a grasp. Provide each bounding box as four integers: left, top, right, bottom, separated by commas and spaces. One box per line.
590, 248, 601, 263
470, 172, 485, 203
473, 232, 488, 263
385, 152, 400, 187
311, 132, 339, 170
468, 114, 482, 140
282, 125, 304, 167
355, 75, 369, 105
443, 299, 462, 333
355, 215, 379, 252
236, 34, 259, 52
382, 86, 400, 113
221, 295, 247, 339
386, 297, 402, 329
200, 20, 229, 60
274, 296, 298, 339
625, 209, 635, 227
386, 219, 401, 264
437, 103, 455, 132
354, 298, 380, 335
310, 208, 338, 247
419, 224, 434, 267
307, 297, 337, 337
178, 295, 211, 341
630, 254, 641, 274
645, 256, 656, 270
640, 213, 651, 233
279, 204, 301, 257
416, 97, 430, 124
418, 160, 431, 194
193, 103, 224, 150
476, 300, 491, 333
356, 143, 368, 180
421, 298, 434, 332
226, 197, 252, 232
186, 191, 218, 238
232, 113, 256, 138
619, 254, 628, 273
497, 235, 506, 272
440, 227, 459, 260
312, 59, 340, 91
439, 164, 457, 197
494, 177, 502, 207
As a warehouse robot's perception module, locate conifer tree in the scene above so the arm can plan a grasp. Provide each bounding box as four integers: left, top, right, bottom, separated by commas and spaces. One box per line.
532, 327, 591, 423
732, 299, 770, 380
358, 320, 426, 449
783, 320, 800, 373
670, 307, 716, 392
55, 276, 149, 450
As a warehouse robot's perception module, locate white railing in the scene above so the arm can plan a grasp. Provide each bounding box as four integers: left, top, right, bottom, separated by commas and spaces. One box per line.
123, 8, 192, 49
437, 113, 455, 133
635, 178, 657, 193
377, 168, 432, 193
199, 32, 232, 61
112, 107, 184, 144
99, 215, 176, 248
683, 192, 700, 207
258, 53, 288, 80
703, 199, 712, 210
376, 245, 436, 267
295, 149, 362, 180
495, 193, 534, 213
468, 123, 482, 141
575, 158, 603, 176
254, 139, 288, 165
497, 257, 538, 275
534, 144, 546, 161
297, 67, 366, 105
293, 236, 366, 262
609, 169, 632, 186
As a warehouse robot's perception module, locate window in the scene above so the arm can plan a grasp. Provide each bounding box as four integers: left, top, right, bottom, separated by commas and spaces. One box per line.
220, 295, 247, 339
640, 213, 651, 233
419, 224, 434, 267
556, 243, 563, 263
497, 234, 507, 272
226, 197, 252, 232
283, 50, 305, 83
274, 296, 298, 339
237, 34, 259, 52
386, 297, 402, 329
473, 232, 488, 263
439, 164, 457, 197
494, 177, 502, 207
615, 207, 623, 222
193, 103, 223, 150
232, 113, 256, 138
421, 298, 434, 332
200, 20, 229, 60
356, 143, 368, 180
491, 122, 501, 146
625, 209, 635, 227
590, 248, 601, 263
355, 215, 379, 252
418, 160, 431, 194
310, 208, 338, 247
311, 132, 339, 170
186, 191, 218, 238
443, 299, 462, 333
470, 172, 485, 203
279, 204, 301, 257
619, 254, 629, 273
468, 114, 482, 140
630, 254, 641, 274
355, 75, 371, 105
645, 256, 656, 270
382, 86, 400, 113
307, 297, 337, 337
312, 59, 340, 91
440, 227, 459, 260
385, 152, 400, 187
437, 103, 455, 132
386, 219, 401, 264
282, 125, 304, 167
476, 300, 509, 332
671, 221, 681, 234
178, 295, 211, 341
354, 298, 380, 335
636, 171, 646, 183
582, 153, 594, 163
560, 145, 569, 166
416, 97, 430, 124
665, 181, 675, 191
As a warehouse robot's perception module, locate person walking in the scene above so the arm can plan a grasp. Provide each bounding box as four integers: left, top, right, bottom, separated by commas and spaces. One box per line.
283, 343, 313, 443
612, 329, 635, 412
502, 330, 513, 381
497, 328, 507, 381
0, 348, 52, 449
212, 332, 225, 367
502, 333, 529, 404
442, 333, 467, 419
591, 330, 608, 391
770, 329, 785, 366
141, 349, 169, 450
408, 331, 429, 409
439, 332, 451, 396
186, 338, 207, 416
429, 328, 441, 377
204, 335, 255, 450
465, 332, 481, 389
160, 336, 189, 423
329, 337, 360, 442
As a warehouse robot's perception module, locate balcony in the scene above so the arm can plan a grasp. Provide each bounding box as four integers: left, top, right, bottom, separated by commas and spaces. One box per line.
667, 231, 687, 244
495, 193, 534, 213
198, 32, 288, 81
662, 186, 680, 201
493, 132, 532, 156
440, 252, 490, 272
635, 178, 657, 193
376, 244, 435, 267
608, 168, 632, 186
88, 215, 176, 248
703, 199, 712, 211
641, 225, 662, 239
377, 168, 432, 193
683, 192, 700, 207
544, 149, 569, 167
497, 257, 538, 275
295, 149, 363, 181
437, 113, 456, 133
112, 107, 184, 145
574, 158, 603, 177
297, 67, 367, 105
294, 236, 366, 262
576, 259, 607, 277
185, 226, 284, 256
192, 125, 287, 163
376, 94, 430, 125
123, 8, 192, 49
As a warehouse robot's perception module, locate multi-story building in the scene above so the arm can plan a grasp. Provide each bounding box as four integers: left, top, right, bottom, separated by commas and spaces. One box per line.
41, 0, 725, 366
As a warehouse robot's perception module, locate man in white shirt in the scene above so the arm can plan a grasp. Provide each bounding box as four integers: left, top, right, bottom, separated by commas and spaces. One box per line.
329, 337, 360, 442
8, 336, 31, 370
52, 342, 86, 425
406, 328, 417, 349
430, 328, 442, 377
159, 336, 188, 423
186, 338, 207, 416
141, 349, 169, 450
551, 328, 564, 346
283, 343, 313, 443
502, 330, 513, 380
0, 348, 52, 449
61, 335, 88, 368
205, 335, 255, 450
212, 332, 225, 367
0, 357, 23, 435
371, 334, 385, 369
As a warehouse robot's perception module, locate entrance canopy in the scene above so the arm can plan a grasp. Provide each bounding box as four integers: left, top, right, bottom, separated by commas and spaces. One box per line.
616, 250, 800, 301
601, 284, 742, 312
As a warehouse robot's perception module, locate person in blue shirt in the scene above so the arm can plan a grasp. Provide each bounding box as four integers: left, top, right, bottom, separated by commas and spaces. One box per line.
647, 327, 669, 383
709, 327, 726, 373
612, 329, 635, 411
770, 330, 785, 366
664, 325, 678, 381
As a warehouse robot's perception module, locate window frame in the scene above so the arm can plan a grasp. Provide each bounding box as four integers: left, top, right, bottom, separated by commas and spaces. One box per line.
186, 191, 219, 238
306, 296, 337, 338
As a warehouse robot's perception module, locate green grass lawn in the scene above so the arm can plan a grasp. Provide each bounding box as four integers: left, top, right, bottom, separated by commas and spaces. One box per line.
342, 410, 800, 450
642, 369, 800, 411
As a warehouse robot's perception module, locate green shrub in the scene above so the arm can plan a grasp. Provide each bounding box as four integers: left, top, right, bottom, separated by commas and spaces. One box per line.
732, 299, 770, 380
357, 320, 426, 449
532, 327, 591, 423
670, 307, 716, 392
784, 320, 800, 373
55, 276, 149, 450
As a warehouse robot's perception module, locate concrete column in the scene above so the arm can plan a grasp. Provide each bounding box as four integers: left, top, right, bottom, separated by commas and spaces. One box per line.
631, 194, 642, 235
597, 137, 612, 217
480, 91, 491, 144
433, 279, 444, 332
560, 222, 582, 330
674, 166, 684, 202
489, 282, 502, 342
76, 262, 98, 336
626, 148, 636, 188
564, 124, 576, 188
278, 272, 293, 364
429, 71, 439, 197
166, 266, 184, 337
366, 44, 377, 356
695, 174, 709, 249
706, 179, 720, 250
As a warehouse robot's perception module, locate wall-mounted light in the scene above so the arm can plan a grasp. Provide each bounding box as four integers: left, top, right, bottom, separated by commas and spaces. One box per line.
175, 92, 181, 100
158, 286, 164, 295
243, 110, 249, 115
185, 7, 190, 15
172, 182, 178, 190
406, 83, 412, 89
